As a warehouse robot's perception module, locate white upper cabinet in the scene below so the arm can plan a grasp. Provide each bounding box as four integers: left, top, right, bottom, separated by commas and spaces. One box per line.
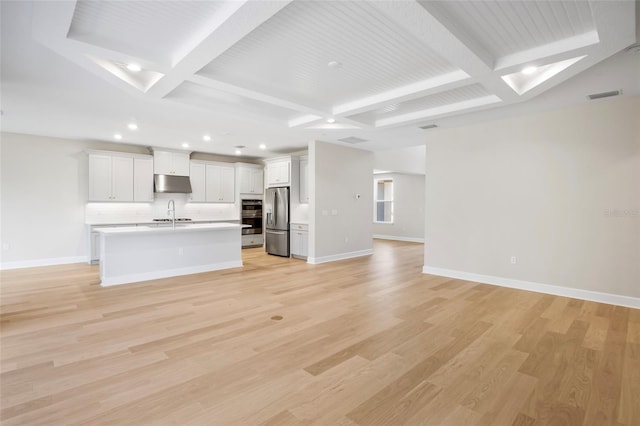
189, 161, 206, 202
153, 150, 190, 176
189, 160, 235, 203
89, 152, 134, 202
265, 157, 291, 187
299, 156, 309, 204
133, 156, 154, 202
89, 151, 154, 202
206, 164, 235, 203
237, 164, 264, 194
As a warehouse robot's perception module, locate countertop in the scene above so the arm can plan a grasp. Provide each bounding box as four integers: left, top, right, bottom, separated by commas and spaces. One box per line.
95, 222, 245, 235
87, 219, 239, 226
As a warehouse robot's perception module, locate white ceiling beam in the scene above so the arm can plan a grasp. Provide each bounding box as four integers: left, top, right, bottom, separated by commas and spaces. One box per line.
332, 70, 471, 117
369, 1, 519, 102
189, 75, 328, 118
145, 1, 294, 99
494, 32, 600, 72
376, 95, 502, 128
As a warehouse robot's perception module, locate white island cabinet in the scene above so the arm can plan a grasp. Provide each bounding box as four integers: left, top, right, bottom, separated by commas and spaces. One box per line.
95, 223, 244, 286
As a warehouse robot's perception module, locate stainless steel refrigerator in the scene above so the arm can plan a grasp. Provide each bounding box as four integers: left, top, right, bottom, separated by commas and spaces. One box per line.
264, 187, 290, 257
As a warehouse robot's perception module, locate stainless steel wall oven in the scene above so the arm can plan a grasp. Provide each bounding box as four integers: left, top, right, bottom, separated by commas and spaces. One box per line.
241, 199, 263, 247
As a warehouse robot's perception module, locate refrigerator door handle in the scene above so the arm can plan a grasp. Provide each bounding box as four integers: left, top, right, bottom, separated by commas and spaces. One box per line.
267, 230, 286, 235
273, 190, 277, 225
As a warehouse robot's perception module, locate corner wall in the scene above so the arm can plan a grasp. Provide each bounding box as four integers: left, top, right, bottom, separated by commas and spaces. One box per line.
423, 96, 640, 306
309, 141, 373, 263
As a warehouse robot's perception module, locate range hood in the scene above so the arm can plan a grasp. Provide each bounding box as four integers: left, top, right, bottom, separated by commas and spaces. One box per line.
154, 174, 192, 193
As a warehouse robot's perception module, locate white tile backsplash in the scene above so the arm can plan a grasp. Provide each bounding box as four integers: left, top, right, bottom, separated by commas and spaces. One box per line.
85, 193, 239, 224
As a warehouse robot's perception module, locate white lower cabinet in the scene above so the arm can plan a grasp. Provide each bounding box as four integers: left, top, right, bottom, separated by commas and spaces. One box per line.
290, 223, 308, 259
242, 234, 264, 247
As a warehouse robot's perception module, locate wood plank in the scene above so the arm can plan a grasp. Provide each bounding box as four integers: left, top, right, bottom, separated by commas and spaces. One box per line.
0, 241, 638, 425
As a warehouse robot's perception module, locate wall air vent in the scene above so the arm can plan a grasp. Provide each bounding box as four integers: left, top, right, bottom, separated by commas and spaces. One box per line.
587, 90, 621, 100
419, 124, 438, 130
338, 136, 368, 144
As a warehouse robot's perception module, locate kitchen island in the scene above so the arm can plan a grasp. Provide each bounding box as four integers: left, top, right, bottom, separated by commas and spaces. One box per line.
95, 223, 244, 286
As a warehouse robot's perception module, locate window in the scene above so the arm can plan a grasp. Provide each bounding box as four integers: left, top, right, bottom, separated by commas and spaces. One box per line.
374, 178, 393, 223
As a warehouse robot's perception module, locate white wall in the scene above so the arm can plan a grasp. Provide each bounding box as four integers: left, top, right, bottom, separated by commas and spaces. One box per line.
309, 141, 373, 263
374, 145, 426, 175
373, 173, 425, 242
423, 96, 640, 304
0, 132, 240, 269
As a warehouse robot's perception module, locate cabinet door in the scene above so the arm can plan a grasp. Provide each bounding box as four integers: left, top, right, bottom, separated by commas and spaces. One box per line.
89, 154, 113, 201
299, 160, 309, 203
133, 157, 154, 202
300, 231, 308, 258
238, 167, 252, 194
220, 166, 235, 202
111, 156, 134, 201
190, 162, 206, 202
205, 165, 221, 201
153, 151, 172, 174
172, 153, 190, 176
251, 168, 264, 193
291, 230, 308, 258
267, 161, 290, 186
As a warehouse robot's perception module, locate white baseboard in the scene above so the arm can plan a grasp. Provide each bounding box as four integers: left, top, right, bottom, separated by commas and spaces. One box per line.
373, 234, 424, 243
308, 249, 374, 265
101, 260, 243, 287
422, 266, 640, 309
0, 256, 89, 270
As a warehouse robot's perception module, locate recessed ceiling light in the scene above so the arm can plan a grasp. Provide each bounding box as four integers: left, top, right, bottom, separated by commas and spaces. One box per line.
235, 149, 242, 155
521, 66, 537, 75
326, 118, 336, 123
127, 123, 138, 131
327, 60, 342, 68
114, 133, 122, 140
203, 134, 211, 141
259, 143, 267, 150
181, 142, 189, 148
126, 63, 142, 72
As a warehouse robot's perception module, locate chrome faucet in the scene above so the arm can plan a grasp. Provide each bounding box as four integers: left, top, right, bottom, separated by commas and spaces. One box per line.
167, 199, 176, 229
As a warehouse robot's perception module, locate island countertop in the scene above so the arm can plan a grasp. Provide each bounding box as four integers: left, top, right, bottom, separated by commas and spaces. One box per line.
95, 222, 246, 235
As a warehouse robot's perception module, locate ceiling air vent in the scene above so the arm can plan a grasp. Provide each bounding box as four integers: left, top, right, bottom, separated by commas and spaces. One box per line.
338, 136, 368, 144
587, 90, 621, 100
419, 124, 438, 130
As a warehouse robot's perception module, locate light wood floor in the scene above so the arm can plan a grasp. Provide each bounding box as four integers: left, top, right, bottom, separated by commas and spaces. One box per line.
1, 240, 638, 425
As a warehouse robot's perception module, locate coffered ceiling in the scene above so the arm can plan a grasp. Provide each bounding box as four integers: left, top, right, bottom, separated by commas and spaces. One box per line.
1, 1, 638, 157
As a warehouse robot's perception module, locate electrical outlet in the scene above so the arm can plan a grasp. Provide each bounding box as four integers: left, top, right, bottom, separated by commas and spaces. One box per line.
510, 256, 517, 265
2, 243, 9, 251
178, 247, 184, 256
344, 237, 349, 243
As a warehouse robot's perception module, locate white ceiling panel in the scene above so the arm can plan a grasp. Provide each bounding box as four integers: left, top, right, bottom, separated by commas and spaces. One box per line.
348, 84, 491, 124
197, 0, 458, 109
422, 0, 597, 60
68, 0, 233, 66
